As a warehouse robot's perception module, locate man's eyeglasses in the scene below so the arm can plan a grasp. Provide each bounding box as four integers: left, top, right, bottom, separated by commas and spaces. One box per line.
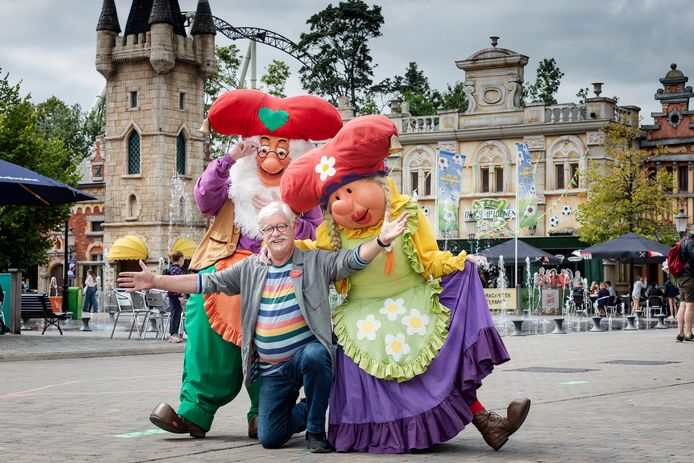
261, 223, 289, 235
256, 146, 289, 160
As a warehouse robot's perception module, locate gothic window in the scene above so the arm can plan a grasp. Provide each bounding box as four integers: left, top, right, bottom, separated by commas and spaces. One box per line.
127, 131, 140, 174
176, 133, 186, 175
127, 194, 138, 218
130, 91, 138, 109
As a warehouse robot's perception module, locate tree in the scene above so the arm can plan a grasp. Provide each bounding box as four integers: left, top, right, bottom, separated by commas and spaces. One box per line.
0, 68, 79, 270
523, 58, 564, 105
577, 123, 676, 245
297, 0, 384, 113
35, 97, 93, 165
371, 62, 468, 116
260, 60, 291, 97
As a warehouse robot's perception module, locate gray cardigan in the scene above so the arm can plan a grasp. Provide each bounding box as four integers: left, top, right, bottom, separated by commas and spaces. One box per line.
202, 246, 364, 387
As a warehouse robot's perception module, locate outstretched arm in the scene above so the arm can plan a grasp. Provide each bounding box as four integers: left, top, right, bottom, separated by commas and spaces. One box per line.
357, 210, 409, 263
118, 261, 197, 294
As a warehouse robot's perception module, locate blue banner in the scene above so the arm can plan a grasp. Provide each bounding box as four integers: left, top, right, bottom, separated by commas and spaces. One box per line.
437, 150, 465, 237
516, 143, 537, 229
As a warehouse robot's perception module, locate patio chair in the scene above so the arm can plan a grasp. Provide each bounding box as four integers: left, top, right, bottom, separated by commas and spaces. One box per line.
144, 290, 169, 340
110, 289, 150, 339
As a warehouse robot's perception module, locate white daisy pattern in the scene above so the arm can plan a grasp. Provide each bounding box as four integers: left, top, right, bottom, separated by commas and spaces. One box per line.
379, 298, 407, 321
315, 155, 337, 181
385, 333, 411, 362
356, 314, 381, 341
401, 309, 429, 336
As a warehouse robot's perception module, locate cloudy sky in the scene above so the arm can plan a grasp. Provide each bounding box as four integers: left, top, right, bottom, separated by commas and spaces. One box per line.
1, 0, 693, 121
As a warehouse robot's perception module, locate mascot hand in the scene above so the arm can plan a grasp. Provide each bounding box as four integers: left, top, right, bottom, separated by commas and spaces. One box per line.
253, 192, 281, 213
229, 140, 259, 161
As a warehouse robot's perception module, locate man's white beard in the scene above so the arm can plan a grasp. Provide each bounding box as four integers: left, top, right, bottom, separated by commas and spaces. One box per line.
228, 155, 278, 240
227, 137, 315, 240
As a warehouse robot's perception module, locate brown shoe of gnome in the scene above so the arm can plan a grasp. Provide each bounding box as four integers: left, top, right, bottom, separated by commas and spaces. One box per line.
149, 402, 206, 438
472, 398, 531, 450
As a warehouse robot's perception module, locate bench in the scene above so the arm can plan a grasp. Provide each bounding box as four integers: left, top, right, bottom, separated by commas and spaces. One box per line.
20, 293, 70, 335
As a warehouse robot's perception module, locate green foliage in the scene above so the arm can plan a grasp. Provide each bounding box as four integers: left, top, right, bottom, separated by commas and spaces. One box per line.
523, 58, 564, 105
0, 67, 79, 270
576, 87, 590, 104
297, 0, 384, 113
260, 60, 291, 97
577, 123, 677, 246
373, 63, 467, 116
35, 97, 92, 165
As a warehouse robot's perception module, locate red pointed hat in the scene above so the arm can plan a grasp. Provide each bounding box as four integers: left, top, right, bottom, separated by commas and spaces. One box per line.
281, 115, 399, 213
206, 89, 342, 140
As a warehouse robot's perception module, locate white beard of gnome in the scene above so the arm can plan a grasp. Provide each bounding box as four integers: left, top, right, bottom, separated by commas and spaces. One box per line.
228, 136, 315, 239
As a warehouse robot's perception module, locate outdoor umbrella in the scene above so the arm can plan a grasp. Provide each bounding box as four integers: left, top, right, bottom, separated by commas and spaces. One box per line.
577, 233, 670, 263
576, 232, 672, 300
479, 239, 561, 265
0, 159, 96, 206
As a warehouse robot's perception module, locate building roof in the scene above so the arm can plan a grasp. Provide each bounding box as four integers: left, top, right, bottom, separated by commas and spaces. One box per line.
96, 0, 121, 33
124, 0, 186, 37
190, 0, 216, 35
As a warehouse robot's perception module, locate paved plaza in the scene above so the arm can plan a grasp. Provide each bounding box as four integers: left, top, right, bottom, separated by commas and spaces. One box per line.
0, 317, 692, 462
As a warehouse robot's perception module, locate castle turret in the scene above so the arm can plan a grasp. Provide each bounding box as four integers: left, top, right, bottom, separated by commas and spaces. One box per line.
95, 0, 120, 79
148, 0, 179, 74
191, 0, 216, 79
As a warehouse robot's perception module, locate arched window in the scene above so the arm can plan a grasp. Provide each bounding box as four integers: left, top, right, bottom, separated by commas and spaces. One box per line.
474, 141, 509, 193
128, 194, 138, 218
547, 136, 585, 191
176, 133, 186, 175
404, 147, 435, 197
128, 131, 140, 174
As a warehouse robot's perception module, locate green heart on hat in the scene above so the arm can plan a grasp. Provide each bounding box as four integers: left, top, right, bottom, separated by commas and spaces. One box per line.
258, 107, 289, 132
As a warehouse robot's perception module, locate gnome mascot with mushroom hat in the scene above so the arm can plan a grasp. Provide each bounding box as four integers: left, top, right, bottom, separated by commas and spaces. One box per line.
149, 89, 342, 439
281, 115, 530, 453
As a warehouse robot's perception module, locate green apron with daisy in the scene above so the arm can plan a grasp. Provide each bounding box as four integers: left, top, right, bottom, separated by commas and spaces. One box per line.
332, 208, 451, 382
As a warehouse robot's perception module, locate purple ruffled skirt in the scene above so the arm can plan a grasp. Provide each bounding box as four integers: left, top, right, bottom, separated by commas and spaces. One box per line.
327, 264, 510, 453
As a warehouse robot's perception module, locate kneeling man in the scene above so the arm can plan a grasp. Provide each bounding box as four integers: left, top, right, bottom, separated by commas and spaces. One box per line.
119, 201, 407, 452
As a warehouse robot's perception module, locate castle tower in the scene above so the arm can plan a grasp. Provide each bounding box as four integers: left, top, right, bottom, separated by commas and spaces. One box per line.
95, 0, 216, 270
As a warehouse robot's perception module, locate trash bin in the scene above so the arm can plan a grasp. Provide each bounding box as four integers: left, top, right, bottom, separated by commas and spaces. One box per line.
67, 287, 83, 320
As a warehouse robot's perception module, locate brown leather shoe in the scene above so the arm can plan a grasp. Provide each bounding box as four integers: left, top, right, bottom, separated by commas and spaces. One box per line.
149, 402, 206, 438
472, 398, 531, 451
247, 415, 258, 439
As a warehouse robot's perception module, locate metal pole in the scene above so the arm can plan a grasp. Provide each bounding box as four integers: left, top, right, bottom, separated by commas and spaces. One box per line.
63, 221, 69, 314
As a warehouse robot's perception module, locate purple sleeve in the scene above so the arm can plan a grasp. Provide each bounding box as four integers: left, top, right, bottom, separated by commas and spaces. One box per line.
194, 154, 236, 217
294, 206, 323, 240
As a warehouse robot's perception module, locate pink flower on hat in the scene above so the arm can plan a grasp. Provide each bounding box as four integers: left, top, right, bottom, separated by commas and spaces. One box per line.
315, 155, 337, 181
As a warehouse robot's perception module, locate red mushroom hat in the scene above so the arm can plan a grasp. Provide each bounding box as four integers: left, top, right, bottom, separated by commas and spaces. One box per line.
281, 115, 401, 213
205, 89, 342, 140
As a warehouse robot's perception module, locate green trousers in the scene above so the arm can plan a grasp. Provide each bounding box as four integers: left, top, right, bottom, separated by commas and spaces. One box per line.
177, 266, 259, 431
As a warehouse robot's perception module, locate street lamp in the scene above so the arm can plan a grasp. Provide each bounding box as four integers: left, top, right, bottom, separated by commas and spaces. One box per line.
675, 208, 689, 238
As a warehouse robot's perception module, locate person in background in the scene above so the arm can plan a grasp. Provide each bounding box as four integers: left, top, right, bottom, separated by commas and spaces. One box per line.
82, 269, 99, 313
604, 281, 622, 314
664, 278, 679, 320
645, 281, 665, 313
166, 251, 186, 343
631, 276, 647, 315
596, 282, 610, 317
675, 225, 694, 342
572, 270, 583, 289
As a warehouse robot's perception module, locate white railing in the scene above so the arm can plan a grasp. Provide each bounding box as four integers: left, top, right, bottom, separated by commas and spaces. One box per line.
544, 104, 587, 123
400, 116, 440, 133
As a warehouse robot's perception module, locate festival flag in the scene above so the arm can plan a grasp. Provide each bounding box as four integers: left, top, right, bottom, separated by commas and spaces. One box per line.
437, 150, 465, 237
516, 143, 537, 229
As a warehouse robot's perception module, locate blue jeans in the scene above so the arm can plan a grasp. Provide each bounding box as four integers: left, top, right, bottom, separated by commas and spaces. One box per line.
82, 287, 98, 312
168, 295, 182, 336
257, 342, 332, 449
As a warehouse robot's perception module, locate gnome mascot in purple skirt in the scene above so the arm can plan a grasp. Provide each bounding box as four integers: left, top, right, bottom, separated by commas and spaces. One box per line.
280, 115, 531, 453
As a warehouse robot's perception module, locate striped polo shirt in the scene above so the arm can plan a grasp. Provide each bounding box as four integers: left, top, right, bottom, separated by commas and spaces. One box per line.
255, 262, 316, 375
